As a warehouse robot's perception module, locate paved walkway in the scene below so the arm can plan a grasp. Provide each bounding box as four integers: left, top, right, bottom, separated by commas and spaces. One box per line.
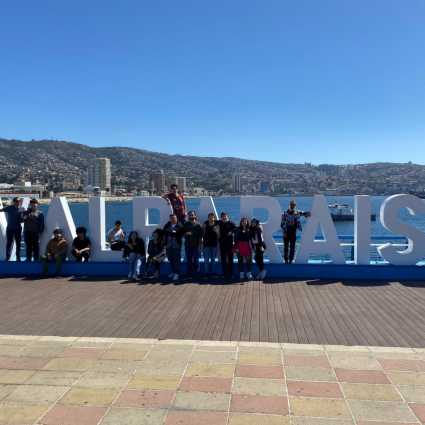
0, 335, 424, 424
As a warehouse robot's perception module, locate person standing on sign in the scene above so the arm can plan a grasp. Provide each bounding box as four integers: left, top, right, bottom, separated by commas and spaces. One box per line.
162, 184, 187, 224
0, 197, 25, 262
22, 199, 45, 262
281, 200, 311, 264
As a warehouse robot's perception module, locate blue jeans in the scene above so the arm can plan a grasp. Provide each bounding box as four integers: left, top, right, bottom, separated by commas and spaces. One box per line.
166, 247, 181, 275
129, 253, 145, 276
6, 227, 22, 260
185, 245, 199, 276
203, 246, 217, 275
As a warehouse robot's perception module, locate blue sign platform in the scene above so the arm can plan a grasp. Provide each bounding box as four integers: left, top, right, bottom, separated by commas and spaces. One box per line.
1, 259, 424, 281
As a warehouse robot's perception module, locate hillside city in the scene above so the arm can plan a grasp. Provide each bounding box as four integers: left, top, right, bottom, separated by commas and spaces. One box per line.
1, 138, 424, 197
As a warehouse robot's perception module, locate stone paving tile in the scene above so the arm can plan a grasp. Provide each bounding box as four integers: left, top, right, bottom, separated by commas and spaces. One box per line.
137, 361, 187, 376
0, 385, 18, 402
126, 375, 181, 391
282, 348, 326, 356
42, 358, 95, 372
374, 352, 422, 360
291, 418, 354, 425
190, 351, 236, 364
355, 421, 419, 425
13, 345, 65, 358
185, 363, 234, 378
24, 370, 81, 386
386, 371, 425, 386
37, 405, 108, 425
150, 344, 194, 352
194, 345, 237, 352
115, 338, 158, 344
156, 339, 197, 346
287, 381, 343, 398
166, 411, 228, 425
4, 384, 68, 404
58, 387, 120, 406
0, 346, 22, 356
114, 389, 175, 409
197, 341, 238, 347
285, 366, 336, 382
100, 349, 148, 361
348, 400, 418, 422
368, 346, 416, 354
289, 397, 352, 419
228, 413, 290, 424
408, 402, 425, 422
233, 378, 287, 396
109, 342, 154, 350
0, 339, 31, 346
235, 365, 284, 379
70, 338, 116, 348
330, 356, 381, 370
340, 383, 403, 401
0, 403, 51, 424
172, 391, 230, 411
335, 369, 391, 384
378, 358, 425, 372
75, 372, 131, 388
57, 347, 106, 359
32, 336, 77, 346
88, 359, 140, 374
230, 394, 289, 415
238, 346, 281, 354
0, 370, 36, 385
240, 342, 281, 348
100, 407, 167, 425
144, 350, 192, 363
1, 336, 39, 341
0, 357, 52, 371
396, 385, 425, 403
237, 353, 283, 366
179, 377, 233, 393
284, 355, 331, 368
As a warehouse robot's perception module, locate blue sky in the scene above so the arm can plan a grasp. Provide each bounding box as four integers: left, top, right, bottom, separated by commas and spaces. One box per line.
1, 1, 424, 165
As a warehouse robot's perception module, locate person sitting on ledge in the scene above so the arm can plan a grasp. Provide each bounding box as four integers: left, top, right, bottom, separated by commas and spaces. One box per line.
107, 220, 127, 255
123, 231, 146, 281
40, 228, 68, 278
71, 227, 91, 262
142, 229, 166, 280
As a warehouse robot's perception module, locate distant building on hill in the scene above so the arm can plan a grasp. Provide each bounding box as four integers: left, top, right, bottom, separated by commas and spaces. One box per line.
232, 173, 241, 192
150, 171, 165, 193
167, 176, 187, 192
87, 158, 111, 191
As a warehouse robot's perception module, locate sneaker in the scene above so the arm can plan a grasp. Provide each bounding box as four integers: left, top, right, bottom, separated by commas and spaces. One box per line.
168, 273, 174, 278
128, 271, 133, 278
132, 273, 138, 280
256, 273, 262, 279
210, 273, 219, 279
142, 273, 149, 279
173, 274, 179, 281
136, 280, 143, 285
55, 272, 62, 279
41, 271, 49, 277
153, 272, 159, 279
261, 270, 267, 279
284, 260, 289, 264
239, 272, 244, 279
5, 258, 10, 262
246, 272, 252, 279
122, 257, 129, 262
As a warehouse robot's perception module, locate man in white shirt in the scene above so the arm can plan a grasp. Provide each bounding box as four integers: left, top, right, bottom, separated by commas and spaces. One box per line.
107, 220, 127, 252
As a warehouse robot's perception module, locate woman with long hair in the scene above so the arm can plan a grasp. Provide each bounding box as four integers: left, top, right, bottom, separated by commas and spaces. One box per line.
123, 231, 145, 281
142, 228, 166, 280
250, 219, 267, 279
233, 217, 253, 279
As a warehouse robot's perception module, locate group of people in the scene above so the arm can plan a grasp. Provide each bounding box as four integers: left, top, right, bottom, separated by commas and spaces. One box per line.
0, 186, 311, 278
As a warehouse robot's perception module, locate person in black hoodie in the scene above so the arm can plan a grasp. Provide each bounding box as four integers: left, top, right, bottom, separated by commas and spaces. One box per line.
250, 219, 267, 279
142, 228, 166, 280
216, 212, 237, 278
123, 231, 146, 281
163, 214, 183, 281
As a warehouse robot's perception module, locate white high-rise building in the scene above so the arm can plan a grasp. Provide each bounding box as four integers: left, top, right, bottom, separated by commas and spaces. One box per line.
87, 158, 111, 191
167, 176, 187, 192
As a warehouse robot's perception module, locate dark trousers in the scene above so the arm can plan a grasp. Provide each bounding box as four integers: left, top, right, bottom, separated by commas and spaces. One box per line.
177, 216, 186, 225
166, 246, 181, 275
185, 245, 199, 276
111, 241, 126, 251
24, 231, 39, 261
146, 256, 161, 274
253, 243, 264, 271
219, 244, 234, 276
6, 227, 22, 260
71, 250, 90, 262
283, 229, 297, 263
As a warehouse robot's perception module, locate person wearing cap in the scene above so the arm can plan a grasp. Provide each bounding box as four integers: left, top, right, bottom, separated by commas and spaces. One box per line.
0, 197, 25, 261
40, 229, 68, 277
22, 199, 45, 262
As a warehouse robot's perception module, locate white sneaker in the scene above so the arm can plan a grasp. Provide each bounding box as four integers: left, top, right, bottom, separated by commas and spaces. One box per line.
132, 273, 138, 280
168, 273, 174, 278
154, 272, 159, 279
256, 273, 262, 279
246, 272, 252, 279
128, 271, 133, 278
239, 272, 244, 279
173, 274, 179, 281
261, 270, 267, 279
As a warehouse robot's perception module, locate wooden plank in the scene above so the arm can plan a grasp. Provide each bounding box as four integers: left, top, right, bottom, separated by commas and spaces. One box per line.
250, 281, 260, 342
264, 284, 278, 342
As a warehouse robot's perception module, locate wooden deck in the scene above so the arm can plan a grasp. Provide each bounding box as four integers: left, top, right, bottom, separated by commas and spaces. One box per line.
1, 276, 424, 347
